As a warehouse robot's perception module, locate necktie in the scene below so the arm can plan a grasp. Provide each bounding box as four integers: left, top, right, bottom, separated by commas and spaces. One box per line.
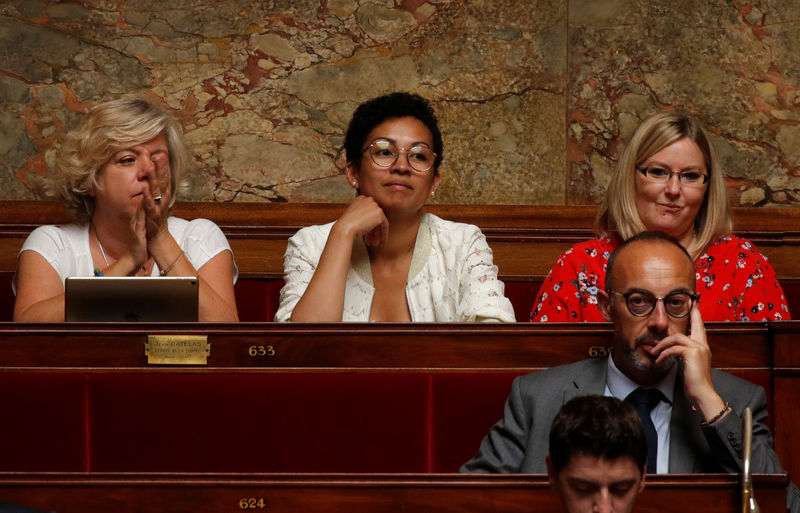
625, 387, 664, 473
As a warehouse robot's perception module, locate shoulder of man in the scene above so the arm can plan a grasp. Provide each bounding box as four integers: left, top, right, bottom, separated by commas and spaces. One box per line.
708, 368, 765, 408
709, 368, 761, 390
514, 357, 606, 393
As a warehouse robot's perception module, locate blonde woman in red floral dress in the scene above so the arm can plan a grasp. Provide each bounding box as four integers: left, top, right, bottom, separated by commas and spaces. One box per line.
531, 112, 789, 322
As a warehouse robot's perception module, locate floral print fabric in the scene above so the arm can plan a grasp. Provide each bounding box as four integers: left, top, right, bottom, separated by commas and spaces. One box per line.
530, 235, 790, 322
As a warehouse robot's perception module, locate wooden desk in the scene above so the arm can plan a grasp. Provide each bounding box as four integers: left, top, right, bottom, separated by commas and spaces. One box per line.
1, 202, 800, 321
0, 473, 788, 513
0, 322, 791, 476
0, 321, 771, 369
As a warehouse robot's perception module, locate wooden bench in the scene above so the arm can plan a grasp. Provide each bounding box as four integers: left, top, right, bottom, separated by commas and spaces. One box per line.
0, 322, 794, 477
0, 473, 788, 513
1, 202, 799, 321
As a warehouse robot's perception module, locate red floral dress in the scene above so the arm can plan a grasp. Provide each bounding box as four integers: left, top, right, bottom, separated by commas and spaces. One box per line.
530, 235, 791, 322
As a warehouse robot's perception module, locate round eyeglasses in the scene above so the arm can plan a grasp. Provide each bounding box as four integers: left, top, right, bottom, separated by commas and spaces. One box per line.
362, 138, 437, 173
637, 166, 709, 187
610, 290, 699, 318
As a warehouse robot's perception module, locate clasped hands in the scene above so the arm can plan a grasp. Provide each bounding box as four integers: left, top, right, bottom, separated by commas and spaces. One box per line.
125, 168, 172, 272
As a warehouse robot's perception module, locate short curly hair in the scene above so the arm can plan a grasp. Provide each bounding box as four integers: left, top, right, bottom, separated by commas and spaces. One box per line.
343, 92, 444, 173
51, 97, 189, 222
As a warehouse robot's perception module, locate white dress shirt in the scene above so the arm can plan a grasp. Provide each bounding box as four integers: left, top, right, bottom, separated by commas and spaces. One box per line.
605, 353, 677, 473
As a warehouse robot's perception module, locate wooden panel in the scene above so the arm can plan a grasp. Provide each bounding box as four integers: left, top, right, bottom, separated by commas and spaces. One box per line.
0, 373, 88, 472
86, 373, 430, 473
0, 324, 792, 475
773, 320, 800, 368
772, 321, 800, 479
0, 474, 787, 513
3, 199, 798, 230
0, 322, 770, 369
774, 376, 800, 483
2, 201, 800, 279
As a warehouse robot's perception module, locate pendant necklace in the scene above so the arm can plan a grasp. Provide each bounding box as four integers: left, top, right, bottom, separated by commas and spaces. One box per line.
94, 224, 148, 274
93, 224, 110, 267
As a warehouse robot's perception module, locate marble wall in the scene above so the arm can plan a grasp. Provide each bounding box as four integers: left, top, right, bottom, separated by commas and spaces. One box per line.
1, 0, 798, 206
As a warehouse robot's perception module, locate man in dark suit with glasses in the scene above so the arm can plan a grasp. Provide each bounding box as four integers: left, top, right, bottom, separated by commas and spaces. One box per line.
463, 230, 797, 511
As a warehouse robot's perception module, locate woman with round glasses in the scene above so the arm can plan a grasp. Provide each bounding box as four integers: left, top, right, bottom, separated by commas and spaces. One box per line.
275, 92, 515, 322
531, 111, 789, 322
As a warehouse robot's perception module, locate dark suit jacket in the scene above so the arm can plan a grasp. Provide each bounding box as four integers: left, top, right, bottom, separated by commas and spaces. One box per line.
460, 356, 784, 475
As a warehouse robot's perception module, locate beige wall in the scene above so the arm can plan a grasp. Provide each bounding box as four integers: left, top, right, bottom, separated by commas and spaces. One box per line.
2, 1, 798, 206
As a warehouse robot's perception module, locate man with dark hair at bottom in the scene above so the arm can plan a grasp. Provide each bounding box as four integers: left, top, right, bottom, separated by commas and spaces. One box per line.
462, 231, 798, 512
547, 395, 646, 513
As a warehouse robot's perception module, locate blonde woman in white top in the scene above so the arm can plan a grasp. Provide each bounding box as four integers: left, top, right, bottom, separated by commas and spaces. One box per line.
14, 98, 238, 322
276, 92, 514, 322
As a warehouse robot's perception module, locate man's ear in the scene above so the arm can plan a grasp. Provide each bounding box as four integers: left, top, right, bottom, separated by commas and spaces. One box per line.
597, 289, 613, 322
546, 454, 556, 486
637, 465, 647, 493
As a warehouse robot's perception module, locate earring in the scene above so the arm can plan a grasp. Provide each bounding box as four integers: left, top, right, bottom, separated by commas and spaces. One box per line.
431, 190, 436, 197
352, 181, 357, 187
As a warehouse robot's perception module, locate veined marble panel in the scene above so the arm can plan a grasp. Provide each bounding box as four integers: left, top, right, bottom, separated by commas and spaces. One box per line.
4, 1, 799, 206
568, 0, 800, 206
0, 0, 566, 205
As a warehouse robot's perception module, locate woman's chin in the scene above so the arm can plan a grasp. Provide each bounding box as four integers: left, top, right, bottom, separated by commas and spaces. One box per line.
373, 197, 425, 215
643, 221, 691, 241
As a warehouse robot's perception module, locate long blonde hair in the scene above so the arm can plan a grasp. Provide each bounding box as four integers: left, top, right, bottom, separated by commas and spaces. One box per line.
51, 97, 189, 222
595, 112, 732, 258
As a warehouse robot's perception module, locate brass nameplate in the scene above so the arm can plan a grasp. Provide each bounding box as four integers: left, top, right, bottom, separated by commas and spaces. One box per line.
145, 335, 210, 365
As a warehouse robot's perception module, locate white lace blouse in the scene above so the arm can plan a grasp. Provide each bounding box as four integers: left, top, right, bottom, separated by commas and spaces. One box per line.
275, 213, 515, 322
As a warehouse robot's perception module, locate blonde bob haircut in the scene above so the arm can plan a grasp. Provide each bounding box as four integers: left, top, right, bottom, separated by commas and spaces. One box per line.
52, 97, 189, 223
595, 112, 733, 259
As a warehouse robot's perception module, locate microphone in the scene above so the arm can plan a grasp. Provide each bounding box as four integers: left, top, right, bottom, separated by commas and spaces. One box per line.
742, 407, 760, 513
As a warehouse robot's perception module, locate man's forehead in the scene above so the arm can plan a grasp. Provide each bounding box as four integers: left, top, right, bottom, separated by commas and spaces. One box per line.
614, 240, 694, 291
561, 453, 643, 481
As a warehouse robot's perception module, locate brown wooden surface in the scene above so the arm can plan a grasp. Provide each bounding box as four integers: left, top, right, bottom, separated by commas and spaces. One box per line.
0, 323, 795, 481
772, 322, 800, 486
773, 321, 800, 369
0, 321, 771, 369
1, 201, 800, 280
0, 473, 787, 513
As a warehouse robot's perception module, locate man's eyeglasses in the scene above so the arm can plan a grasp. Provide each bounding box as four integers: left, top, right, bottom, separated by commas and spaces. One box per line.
362, 138, 437, 173
637, 166, 709, 187
610, 290, 699, 318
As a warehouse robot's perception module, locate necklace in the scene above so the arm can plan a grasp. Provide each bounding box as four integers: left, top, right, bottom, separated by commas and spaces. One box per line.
93, 224, 110, 267
93, 224, 148, 274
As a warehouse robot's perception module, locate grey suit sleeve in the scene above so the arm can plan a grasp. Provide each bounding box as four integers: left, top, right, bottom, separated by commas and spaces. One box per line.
460, 376, 531, 473
702, 380, 784, 474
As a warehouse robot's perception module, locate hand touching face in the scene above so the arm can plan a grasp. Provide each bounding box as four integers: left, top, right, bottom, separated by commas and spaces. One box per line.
598, 239, 696, 386
94, 133, 171, 222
